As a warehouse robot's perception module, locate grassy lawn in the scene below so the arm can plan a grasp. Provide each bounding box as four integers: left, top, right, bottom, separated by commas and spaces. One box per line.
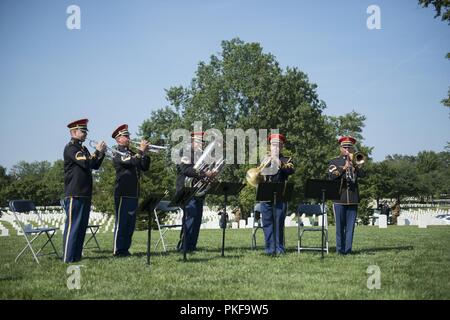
1, 226, 449, 300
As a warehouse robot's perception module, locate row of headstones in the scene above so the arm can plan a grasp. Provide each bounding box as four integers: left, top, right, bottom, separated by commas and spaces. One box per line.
0, 222, 9, 236
400, 203, 441, 209
0, 211, 116, 236
397, 210, 450, 227
164, 208, 326, 230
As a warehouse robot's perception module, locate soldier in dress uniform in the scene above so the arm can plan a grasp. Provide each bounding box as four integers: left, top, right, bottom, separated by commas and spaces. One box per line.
259, 133, 295, 255
175, 132, 216, 252
112, 124, 150, 257
63, 119, 106, 263
328, 136, 365, 255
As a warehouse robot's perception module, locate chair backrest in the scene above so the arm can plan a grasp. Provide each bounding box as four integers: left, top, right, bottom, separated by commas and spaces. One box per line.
156, 200, 180, 212
297, 204, 323, 216
9, 200, 36, 213
60, 199, 65, 210
9, 200, 37, 233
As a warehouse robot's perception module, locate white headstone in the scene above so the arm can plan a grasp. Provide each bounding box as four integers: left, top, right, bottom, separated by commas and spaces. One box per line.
418, 215, 427, 228
302, 217, 311, 227
378, 215, 387, 228
0, 228, 9, 236
397, 216, 405, 226
247, 217, 255, 228
239, 219, 246, 229
231, 222, 238, 229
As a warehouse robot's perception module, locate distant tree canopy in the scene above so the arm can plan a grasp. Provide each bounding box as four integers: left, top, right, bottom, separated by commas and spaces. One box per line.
139, 38, 370, 215
419, 0, 450, 23
418, 0, 450, 109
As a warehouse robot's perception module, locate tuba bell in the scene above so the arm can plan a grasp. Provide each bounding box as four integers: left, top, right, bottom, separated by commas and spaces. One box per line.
184, 139, 225, 197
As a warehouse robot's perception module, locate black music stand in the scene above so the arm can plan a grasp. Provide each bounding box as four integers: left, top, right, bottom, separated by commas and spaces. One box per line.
209, 182, 245, 257
256, 182, 294, 256
169, 187, 197, 262
140, 192, 167, 266
304, 179, 340, 260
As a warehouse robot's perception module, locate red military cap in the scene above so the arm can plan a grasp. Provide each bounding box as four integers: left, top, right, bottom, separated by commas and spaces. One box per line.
67, 118, 89, 132
112, 124, 130, 139
191, 131, 205, 142
268, 133, 286, 144
338, 136, 357, 147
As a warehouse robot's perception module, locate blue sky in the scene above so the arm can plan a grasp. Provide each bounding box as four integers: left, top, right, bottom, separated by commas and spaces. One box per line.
0, 0, 449, 170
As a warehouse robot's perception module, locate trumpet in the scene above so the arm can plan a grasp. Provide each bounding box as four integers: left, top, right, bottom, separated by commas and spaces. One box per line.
347, 151, 365, 166
129, 140, 169, 153
87, 139, 127, 157
353, 152, 365, 166
345, 150, 365, 183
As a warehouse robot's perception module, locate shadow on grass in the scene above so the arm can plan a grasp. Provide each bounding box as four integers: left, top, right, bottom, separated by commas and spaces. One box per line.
0, 275, 23, 281
351, 246, 414, 255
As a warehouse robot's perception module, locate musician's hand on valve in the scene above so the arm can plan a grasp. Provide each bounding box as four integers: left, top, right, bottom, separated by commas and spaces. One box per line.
205, 170, 217, 179
271, 156, 281, 168
96, 141, 106, 153
139, 140, 150, 153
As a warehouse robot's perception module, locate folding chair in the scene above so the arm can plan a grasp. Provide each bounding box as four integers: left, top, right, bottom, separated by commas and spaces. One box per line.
153, 200, 182, 252
251, 202, 288, 249
251, 203, 263, 249
297, 204, 329, 254
9, 200, 60, 264
60, 199, 101, 250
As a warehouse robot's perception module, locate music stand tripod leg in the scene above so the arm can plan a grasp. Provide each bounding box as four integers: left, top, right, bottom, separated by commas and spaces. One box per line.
321, 189, 325, 260
272, 192, 277, 256
182, 205, 187, 262
221, 193, 227, 257
147, 210, 151, 266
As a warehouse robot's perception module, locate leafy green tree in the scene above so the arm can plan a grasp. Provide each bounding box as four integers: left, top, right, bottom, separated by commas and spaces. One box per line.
419, 0, 450, 22
384, 155, 421, 203
0, 166, 11, 207
419, 0, 450, 109
140, 38, 343, 218
92, 158, 116, 214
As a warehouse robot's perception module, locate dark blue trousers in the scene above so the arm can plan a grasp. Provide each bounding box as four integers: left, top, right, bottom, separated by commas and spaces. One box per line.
180, 197, 204, 251
63, 197, 91, 263
333, 204, 357, 254
113, 197, 138, 255
260, 201, 287, 254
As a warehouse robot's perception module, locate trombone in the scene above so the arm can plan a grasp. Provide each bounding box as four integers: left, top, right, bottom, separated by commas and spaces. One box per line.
246, 156, 272, 187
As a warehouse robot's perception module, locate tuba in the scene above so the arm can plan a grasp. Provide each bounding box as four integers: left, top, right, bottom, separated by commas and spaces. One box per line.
184, 139, 225, 197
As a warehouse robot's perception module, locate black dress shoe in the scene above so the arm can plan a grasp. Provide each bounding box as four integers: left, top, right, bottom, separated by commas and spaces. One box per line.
114, 251, 131, 257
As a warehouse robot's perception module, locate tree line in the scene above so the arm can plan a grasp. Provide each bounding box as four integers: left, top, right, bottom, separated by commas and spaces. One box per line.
1, 39, 448, 225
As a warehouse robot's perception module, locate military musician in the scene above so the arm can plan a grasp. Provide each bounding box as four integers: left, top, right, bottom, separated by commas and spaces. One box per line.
112, 124, 150, 257
328, 136, 365, 255
259, 133, 295, 255
176, 132, 216, 252
63, 119, 106, 263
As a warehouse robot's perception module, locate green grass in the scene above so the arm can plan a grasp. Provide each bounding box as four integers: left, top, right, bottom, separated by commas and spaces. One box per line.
1, 226, 449, 299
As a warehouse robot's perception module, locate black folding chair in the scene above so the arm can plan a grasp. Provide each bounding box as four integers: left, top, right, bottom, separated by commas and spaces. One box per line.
297, 204, 329, 254
153, 200, 182, 252
9, 200, 60, 264
60, 199, 101, 250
